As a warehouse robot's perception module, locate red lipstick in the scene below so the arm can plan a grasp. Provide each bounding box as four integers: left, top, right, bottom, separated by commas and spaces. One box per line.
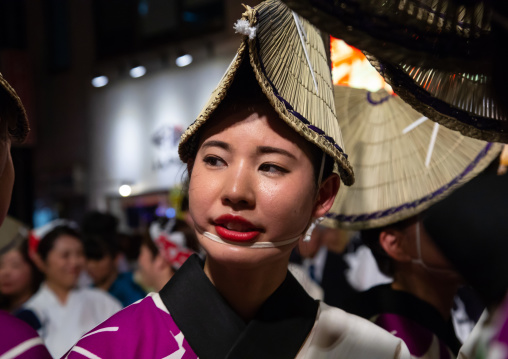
214, 214, 261, 242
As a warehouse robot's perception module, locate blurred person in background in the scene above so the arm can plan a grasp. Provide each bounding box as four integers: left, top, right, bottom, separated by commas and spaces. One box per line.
136, 218, 197, 292
326, 84, 503, 358
0, 72, 52, 357
421, 171, 508, 358
292, 224, 358, 306
21, 220, 122, 358
82, 211, 146, 307
0, 217, 43, 314
347, 215, 464, 356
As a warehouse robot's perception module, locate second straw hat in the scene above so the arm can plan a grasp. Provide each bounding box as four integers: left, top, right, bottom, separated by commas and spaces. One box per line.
0, 72, 29, 143
178, 0, 354, 185
281, 0, 508, 143
324, 85, 503, 230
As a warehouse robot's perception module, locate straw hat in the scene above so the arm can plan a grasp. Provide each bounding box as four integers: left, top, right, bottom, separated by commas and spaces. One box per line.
0, 216, 28, 253
0, 72, 29, 142
281, 1, 508, 143
281, 0, 493, 73
366, 54, 508, 143
178, 0, 354, 185
323, 85, 503, 230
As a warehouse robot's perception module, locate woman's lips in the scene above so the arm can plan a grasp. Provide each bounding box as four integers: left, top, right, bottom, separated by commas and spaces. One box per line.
214, 214, 261, 242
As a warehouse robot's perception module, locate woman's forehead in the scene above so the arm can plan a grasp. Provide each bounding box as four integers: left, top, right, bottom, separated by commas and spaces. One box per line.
198, 107, 315, 156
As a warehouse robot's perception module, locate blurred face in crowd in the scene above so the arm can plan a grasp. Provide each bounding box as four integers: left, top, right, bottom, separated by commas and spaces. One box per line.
0, 248, 32, 298
382, 219, 460, 280
0, 120, 14, 226
41, 234, 85, 290
136, 244, 162, 289
188, 104, 339, 268
403, 221, 458, 276
86, 255, 116, 288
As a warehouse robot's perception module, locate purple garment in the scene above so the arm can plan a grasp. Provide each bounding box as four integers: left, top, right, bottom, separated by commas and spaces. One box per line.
485, 295, 508, 359
375, 313, 453, 359
0, 310, 52, 358
62, 294, 197, 359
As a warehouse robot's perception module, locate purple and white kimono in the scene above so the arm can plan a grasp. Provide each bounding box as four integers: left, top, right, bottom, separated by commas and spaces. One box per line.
0, 311, 52, 358
64, 255, 411, 359
344, 284, 461, 359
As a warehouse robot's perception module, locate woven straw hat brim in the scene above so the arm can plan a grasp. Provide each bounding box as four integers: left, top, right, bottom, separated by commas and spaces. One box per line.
366, 54, 508, 144
323, 86, 503, 230
0, 216, 26, 253
178, 0, 354, 186
0, 73, 29, 143
281, 0, 494, 74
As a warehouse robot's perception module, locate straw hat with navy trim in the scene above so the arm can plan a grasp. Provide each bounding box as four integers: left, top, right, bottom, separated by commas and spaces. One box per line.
0, 72, 29, 143
178, 0, 354, 186
281, 1, 508, 143
323, 85, 503, 230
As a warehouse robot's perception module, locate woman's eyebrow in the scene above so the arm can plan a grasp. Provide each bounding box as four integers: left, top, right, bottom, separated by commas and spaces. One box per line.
257, 146, 296, 160
201, 140, 229, 151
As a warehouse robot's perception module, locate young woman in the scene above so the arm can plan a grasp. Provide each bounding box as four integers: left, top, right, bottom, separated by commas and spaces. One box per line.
65, 1, 410, 358
22, 223, 122, 358
0, 75, 52, 358
0, 235, 43, 313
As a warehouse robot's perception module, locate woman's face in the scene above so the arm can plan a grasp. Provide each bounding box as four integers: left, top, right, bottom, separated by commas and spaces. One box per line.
0, 249, 32, 297
188, 105, 334, 267
43, 235, 85, 290
136, 244, 157, 290
402, 221, 460, 279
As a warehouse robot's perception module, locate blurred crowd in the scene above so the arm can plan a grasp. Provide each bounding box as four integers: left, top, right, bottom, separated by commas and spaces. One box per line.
0, 209, 199, 358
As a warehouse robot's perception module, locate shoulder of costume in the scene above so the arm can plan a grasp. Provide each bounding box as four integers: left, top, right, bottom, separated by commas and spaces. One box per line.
316, 302, 410, 347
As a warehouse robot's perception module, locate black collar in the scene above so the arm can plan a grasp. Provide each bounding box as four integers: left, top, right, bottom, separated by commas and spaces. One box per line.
159, 254, 318, 359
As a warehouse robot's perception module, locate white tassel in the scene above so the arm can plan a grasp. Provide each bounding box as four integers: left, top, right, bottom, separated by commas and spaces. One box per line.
402, 116, 428, 134
303, 217, 324, 242
292, 11, 318, 94
233, 19, 257, 40
425, 123, 440, 168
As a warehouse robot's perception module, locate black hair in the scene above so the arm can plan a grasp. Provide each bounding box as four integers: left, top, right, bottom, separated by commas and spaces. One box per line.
37, 225, 82, 262
83, 234, 119, 260
81, 211, 120, 260
360, 216, 416, 277
81, 211, 118, 236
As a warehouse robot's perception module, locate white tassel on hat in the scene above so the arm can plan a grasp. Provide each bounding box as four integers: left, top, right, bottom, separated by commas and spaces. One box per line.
233, 19, 257, 40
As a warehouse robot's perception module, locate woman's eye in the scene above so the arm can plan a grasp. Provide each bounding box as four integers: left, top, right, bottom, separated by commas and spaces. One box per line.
259, 163, 288, 174
203, 156, 226, 168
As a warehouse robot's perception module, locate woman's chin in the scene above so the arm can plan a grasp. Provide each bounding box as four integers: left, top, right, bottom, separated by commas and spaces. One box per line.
199, 237, 293, 270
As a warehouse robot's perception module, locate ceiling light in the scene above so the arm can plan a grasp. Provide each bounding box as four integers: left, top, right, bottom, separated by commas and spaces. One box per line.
129, 65, 146, 78
119, 184, 132, 197
176, 54, 193, 67
91, 75, 109, 88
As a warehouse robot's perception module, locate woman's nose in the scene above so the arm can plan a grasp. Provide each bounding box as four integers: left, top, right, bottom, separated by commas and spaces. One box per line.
221, 161, 255, 210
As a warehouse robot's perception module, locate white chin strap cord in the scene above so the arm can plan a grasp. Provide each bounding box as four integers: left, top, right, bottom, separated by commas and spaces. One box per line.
203, 153, 328, 249
203, 231, 301, 248
411, 221, 455, 275
303, 153, 326, 242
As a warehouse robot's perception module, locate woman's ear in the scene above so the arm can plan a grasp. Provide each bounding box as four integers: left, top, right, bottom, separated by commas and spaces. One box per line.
379, 229, 412, 262
312, 173, 340, 218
